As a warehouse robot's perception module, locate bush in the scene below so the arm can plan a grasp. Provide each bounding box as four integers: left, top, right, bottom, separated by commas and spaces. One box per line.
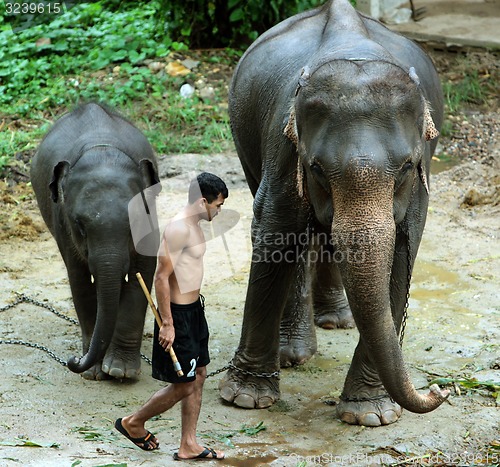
158, 0, 332, 48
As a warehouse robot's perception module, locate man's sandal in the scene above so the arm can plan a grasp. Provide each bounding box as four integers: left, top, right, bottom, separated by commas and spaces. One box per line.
173, 447, 225, 460
114, 418, 159, 451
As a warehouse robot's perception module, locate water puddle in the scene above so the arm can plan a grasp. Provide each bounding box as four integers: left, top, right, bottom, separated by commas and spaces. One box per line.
412, 259, 460, 290
430, 153, 461, 174
220, 442, 279, 466
405, 259, 491, 365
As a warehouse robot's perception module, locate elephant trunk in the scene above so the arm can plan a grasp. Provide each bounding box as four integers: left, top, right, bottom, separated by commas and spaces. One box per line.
67, 253, 126, 373
332, 162, 448, 413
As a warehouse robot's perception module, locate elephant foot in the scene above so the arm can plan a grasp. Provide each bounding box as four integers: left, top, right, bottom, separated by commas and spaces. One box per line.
314, 303, 355, 329
219, 369, 280, 409
336, 395, 402, 426
280, 339, 316, 367
101, 345, 142, 380
81, 363, 112, 381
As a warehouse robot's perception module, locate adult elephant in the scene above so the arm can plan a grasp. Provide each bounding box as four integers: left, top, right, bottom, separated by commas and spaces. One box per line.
220, 0, 449, 426
31, 102, 161, 381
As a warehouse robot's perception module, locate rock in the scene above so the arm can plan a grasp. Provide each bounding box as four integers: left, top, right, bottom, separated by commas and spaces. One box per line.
461, 188, 490, 207
180, 83, 195, 99
165, 61, 191, 77
199, 86, 216, 101
148, 61, 164, 73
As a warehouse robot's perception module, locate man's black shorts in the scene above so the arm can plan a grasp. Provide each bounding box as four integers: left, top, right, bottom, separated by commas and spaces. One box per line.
152, 296, 210, 383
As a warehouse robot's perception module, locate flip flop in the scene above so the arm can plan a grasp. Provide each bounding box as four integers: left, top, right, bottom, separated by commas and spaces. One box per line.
173, 447, 224, 461
114, 418, 159, 451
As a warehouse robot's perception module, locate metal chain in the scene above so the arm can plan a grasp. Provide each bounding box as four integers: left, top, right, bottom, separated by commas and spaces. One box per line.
1, 293, 279, 380
0, 339, 68, 366
399, 238, 413, 347
340, 393, 392, 403
207, 362, 280, 380
206, 364, 231, 378
228, 362, 280, 380
3, 293, 79, 325
0, 293, 152, 367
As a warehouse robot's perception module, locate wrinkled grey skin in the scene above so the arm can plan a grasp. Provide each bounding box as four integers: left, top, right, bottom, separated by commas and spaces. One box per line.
220, 0, 448, 426
31, 103, 161, 380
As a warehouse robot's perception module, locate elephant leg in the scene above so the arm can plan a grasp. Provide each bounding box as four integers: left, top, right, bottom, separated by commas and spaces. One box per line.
280, 250, 317, 367
336, 339, 402, 426
219, 176, 310, 408
312, 245, 354, 329
219, 244, 298, 409
102, 254, 156, 379
336, 232, 412, 426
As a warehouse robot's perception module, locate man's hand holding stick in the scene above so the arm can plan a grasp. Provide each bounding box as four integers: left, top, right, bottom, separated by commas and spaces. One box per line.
136, 272, 184, 377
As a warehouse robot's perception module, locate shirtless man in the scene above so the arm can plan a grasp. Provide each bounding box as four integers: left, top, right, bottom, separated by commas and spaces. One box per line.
115, 172, 228, 461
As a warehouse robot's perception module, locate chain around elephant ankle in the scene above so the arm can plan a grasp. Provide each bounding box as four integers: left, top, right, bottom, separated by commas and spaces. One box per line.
340, 393, 394, 403
228, 362, 280, 380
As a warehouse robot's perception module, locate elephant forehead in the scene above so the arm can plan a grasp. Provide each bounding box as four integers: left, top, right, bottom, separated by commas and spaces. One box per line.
299, 60, 418, 111
66, 167, 139, 202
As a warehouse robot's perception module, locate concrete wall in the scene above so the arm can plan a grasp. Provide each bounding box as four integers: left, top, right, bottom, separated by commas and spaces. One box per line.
356, 0, 407, 18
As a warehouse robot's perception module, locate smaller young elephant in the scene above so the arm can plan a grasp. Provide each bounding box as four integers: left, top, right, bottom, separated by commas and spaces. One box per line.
30, 102, 161, 380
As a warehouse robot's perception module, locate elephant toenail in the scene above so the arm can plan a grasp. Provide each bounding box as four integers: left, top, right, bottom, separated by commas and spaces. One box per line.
359, 413, 382, 427
219, 386, 236, 403
234, 394, 257, 409
257, 396, 274, 408
381, 410, 400, 425
339, 411, 358, 425
109, 368, 125, 379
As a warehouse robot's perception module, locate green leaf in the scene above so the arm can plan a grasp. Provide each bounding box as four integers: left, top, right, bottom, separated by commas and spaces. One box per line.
0, 438, 59, 448
229, 8, 245, 22
129, 50, 146, 64
112, 49, 128, 61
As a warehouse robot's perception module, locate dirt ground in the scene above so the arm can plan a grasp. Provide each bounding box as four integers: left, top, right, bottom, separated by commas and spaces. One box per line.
0, 143, 499, 466
1, 50, 499, 466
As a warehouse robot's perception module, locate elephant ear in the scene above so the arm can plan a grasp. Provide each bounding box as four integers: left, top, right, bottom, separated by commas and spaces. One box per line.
284, 66, 311, 147
49, 161, 70, 203
139, 159, 162, 194
409, 68, 440, 141
423, 100, 440, 141
284, 105, 298, 147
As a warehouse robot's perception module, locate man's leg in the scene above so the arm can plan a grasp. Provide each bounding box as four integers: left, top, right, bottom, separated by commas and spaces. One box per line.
176, 367, 225, 459
120, 382, 194, 449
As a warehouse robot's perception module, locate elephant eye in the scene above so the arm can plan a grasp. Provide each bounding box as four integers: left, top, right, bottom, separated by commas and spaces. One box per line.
310, 161, 330, 192
401, 161, 414, 173
75, 219, 86, 238
310, 162, 325, 178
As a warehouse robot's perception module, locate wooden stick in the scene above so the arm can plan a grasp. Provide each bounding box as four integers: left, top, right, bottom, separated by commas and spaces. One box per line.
136, 272, 184, 377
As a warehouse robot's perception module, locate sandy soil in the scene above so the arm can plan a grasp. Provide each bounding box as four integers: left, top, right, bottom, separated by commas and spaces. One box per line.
0, 143, 499, 467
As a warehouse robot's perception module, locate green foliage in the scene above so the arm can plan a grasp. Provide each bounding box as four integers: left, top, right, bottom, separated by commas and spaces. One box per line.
430, 376, 500, 397
159, 0, 355, 48
0, 0, 233, 161
0, 437, 59, 448
200, 421, 266, 448
135, 92, 232, 155
442, 70, 487, 114
0, 1, 177, 114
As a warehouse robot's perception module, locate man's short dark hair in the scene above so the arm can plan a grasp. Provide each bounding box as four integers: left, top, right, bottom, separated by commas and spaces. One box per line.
189, 172, 228, 204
